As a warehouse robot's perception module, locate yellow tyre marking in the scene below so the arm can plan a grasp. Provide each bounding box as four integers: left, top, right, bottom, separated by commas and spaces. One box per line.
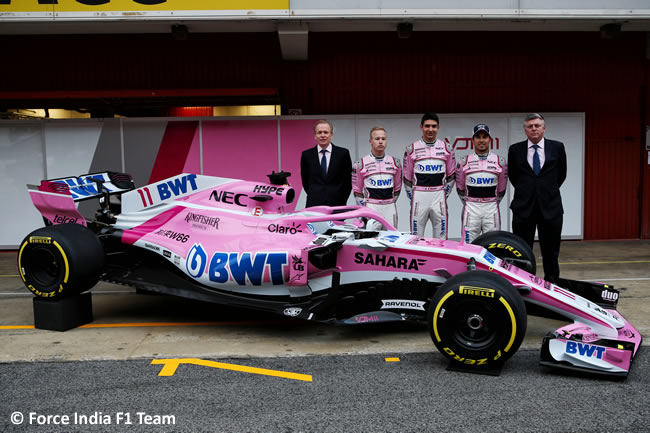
432, 290, 454, 343
151, 358, 312, 382
52, 240, 69, 284
17, 241, 28, 282
385, 357, 400, 362
499, 296, 517, 352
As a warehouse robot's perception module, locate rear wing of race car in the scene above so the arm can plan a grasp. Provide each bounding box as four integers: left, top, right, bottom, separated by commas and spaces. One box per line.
27, 171, 135, 226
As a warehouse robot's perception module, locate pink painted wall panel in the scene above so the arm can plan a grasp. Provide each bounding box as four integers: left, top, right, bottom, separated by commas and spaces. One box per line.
279, 119, 318, 196
182, 125, 202, 175
202, 119, 278, 183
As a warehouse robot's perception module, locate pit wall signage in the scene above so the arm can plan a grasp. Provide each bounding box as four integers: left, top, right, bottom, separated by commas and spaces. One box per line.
0, 0, 288, 15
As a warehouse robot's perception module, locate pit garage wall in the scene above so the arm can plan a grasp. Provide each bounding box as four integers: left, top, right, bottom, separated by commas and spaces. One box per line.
0, 113, 584, 248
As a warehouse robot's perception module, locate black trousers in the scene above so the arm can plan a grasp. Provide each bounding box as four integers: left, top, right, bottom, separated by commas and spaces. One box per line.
512, 206, 563, 282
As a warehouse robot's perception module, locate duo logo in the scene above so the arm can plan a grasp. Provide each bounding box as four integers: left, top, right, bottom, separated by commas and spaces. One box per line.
185, 243, 287, 285
565, 341, 606, 359
417, 164, 443, 172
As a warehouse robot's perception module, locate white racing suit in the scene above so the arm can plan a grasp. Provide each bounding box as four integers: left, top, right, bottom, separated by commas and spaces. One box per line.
456, 152, 507, 243
352, 153, 402, 230
403, 139, 456, 238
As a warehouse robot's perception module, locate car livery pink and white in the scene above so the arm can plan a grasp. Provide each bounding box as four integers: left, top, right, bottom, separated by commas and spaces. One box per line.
19, 171, 642, 378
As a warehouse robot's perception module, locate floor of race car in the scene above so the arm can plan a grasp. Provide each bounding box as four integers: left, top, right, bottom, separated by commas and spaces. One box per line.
1, 240, 648, 363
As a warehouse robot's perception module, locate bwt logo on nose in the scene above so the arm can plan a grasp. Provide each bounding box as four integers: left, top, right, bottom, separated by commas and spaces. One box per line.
417, 164, 443, 172
157, 174, 198, 200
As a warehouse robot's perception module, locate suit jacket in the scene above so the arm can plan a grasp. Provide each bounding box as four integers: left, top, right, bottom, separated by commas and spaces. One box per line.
300, 143, 352, 207
508, 138, 567, 219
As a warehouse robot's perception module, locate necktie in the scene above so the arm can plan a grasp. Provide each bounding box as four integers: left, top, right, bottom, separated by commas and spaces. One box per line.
532, 144, 541, 176
320, 149, 327, 177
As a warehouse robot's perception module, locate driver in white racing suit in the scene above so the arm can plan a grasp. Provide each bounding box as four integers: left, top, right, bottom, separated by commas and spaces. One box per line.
403, 112, 456, 238
352, 126, 402, 230
456, 123, 508, 243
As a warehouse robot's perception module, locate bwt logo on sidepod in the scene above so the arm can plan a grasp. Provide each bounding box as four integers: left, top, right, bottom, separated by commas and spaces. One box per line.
565, 341, 605, 359
417, 164, 443, 172
186, 244, 287, 285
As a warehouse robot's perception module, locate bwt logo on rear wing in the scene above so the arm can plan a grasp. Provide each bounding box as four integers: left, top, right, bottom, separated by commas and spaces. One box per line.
43, 172, 135, 201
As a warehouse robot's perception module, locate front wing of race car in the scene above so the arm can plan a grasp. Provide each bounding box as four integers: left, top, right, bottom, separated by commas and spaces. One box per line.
534, 281, 642, 377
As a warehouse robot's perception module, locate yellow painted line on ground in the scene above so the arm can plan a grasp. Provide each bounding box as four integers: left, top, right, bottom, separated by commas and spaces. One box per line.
0, 320, 293, 330
385, 357, 400, 362
0, 275, 20, 277
560, 260, 650, 265
151, 358, 313, 382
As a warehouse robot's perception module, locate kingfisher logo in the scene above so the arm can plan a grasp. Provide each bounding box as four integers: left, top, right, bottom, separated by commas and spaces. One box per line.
565, 341, 605, 359
185, 243, 287, 285
157, 174, 198, 200
353, 252, 425, 270
417, 164, 443, 172
469, 177, 496, 185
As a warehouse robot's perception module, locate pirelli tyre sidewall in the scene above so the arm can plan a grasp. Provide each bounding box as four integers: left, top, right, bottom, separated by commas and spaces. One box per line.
18, 224, 104, 298
472, 230, 536, 274
428, 270, 527, 367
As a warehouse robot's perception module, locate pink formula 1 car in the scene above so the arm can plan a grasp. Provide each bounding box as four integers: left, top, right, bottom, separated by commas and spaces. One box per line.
18, 171, 642, 377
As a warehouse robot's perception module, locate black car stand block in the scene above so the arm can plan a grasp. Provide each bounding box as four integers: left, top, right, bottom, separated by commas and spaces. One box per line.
33, 292, 93, 332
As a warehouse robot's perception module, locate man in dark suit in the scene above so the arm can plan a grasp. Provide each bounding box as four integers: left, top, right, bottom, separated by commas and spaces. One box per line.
300, 120, 352, 208
508, 113, 567, 282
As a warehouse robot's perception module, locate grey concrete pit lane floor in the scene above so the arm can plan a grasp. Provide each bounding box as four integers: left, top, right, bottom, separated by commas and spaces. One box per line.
0, 240, 648, 362
1, 240, 649, 433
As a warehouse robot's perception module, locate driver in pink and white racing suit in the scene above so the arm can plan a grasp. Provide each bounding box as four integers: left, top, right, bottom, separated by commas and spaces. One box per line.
456, 123, 508, 243
352, 126, 402, 230
403, 112, 456, 238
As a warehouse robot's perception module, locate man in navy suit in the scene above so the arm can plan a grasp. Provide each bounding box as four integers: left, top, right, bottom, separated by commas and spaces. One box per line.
508, 113, 567, 282
300, 120, 352, 208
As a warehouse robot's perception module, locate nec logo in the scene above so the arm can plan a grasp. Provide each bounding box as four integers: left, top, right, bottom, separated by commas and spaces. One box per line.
157, 174, 198, 200
469, 177, 496, 185
565, 341, 605, 359
417, 164, 443, 172
370, 178, 392, 187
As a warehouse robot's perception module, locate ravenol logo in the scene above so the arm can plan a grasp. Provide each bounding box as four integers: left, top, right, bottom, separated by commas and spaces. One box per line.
565, 341, 605, 359
380, 235, 400, 243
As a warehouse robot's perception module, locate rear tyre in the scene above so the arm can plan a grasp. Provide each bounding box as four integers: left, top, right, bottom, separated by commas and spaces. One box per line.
18, 224, 104, 298
472, 230, 536, 274
428, 270, 527, 367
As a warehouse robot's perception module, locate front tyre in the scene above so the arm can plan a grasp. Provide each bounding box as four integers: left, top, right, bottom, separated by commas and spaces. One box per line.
428, 271, 527, 368
18, 224, 104, 298
472, 230, 536, 274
